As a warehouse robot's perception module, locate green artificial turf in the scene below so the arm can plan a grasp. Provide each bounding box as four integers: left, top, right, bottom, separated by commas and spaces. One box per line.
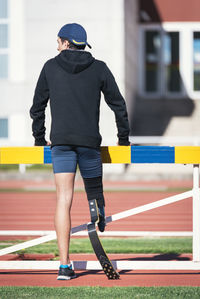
0, 237, 192, 256
0, 286, 200, 299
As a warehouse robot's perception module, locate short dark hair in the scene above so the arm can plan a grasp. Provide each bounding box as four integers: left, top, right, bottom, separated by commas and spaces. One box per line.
60, 37, 86, 50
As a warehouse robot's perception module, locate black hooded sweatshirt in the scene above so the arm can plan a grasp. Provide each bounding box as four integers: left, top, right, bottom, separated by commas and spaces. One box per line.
30, 49, 130, 149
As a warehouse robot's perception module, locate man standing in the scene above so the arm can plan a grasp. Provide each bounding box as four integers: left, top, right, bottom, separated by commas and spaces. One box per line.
30, 23, 130, 280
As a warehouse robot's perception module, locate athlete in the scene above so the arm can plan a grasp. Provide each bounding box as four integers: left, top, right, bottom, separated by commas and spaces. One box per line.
30, 23, 130, 280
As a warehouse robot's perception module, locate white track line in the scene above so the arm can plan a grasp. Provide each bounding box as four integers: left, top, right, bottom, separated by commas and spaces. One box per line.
0, 230, 55, 236
24, 185, 167, 192
0, 230, 193, 237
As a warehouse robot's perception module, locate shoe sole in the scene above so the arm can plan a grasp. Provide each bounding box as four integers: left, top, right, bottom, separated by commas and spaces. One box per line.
57, 275, 76, 280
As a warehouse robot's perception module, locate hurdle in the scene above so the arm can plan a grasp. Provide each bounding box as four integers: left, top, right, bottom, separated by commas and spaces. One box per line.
0, 145, 200, 270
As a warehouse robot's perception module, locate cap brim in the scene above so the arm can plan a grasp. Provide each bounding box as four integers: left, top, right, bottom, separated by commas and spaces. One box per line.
87, 43, 92, 49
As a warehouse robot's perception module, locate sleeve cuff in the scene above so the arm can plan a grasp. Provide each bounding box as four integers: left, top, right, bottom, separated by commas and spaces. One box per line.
118, 137, 130, 146
34, 138, 47, 146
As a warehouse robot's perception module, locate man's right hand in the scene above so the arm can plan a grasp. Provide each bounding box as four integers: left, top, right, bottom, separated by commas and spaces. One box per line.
116, 141, 132, 146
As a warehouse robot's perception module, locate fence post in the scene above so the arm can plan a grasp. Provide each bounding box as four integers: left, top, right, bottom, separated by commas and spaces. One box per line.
19, 164, 26, 174
193, 164, 200, 262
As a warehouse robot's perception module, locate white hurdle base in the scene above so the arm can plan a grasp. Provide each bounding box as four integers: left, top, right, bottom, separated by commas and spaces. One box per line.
0, 261, 200, 270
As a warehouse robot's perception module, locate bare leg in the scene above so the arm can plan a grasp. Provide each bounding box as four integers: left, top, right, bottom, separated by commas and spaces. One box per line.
54, 172, 75, 265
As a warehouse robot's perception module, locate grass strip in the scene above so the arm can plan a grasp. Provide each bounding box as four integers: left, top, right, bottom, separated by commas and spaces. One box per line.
0, 286, 200, 299
0, 164, 52, 171
0, 238, 192, 255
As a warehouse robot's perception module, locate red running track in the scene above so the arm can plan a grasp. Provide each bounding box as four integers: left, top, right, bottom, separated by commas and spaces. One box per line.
0, 180, 198, 286
0, 190, 192, 232
0, 254, 200, 287
1, 270, 200, 287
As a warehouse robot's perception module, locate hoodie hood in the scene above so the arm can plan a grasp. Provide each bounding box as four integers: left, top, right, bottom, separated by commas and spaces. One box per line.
55, 49, 95, 74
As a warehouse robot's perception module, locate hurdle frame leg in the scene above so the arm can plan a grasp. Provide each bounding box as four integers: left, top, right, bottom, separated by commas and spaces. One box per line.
192, 164, 200, 262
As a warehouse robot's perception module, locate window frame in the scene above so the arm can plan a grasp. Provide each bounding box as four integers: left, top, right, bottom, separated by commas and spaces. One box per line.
193, 32, 200, 92
192, 29, 200, 98
139, 23, 200, 100
0, 0, 9, 80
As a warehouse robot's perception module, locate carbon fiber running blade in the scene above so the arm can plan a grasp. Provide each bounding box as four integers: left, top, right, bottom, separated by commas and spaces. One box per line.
87, 222, 120, 280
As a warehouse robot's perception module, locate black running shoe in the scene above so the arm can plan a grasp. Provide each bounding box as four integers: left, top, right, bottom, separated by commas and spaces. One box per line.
57, 265, 76, 280
97, 206, 106, 232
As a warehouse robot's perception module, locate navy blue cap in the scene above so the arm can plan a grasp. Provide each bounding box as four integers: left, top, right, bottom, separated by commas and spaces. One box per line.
58, 23, 91, 49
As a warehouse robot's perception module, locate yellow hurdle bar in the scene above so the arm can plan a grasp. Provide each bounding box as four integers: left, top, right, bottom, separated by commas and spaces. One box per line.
1, 146, 200, 164
0, 147, 44, 164
101, 146, 131, 164
175, 146, 200, 164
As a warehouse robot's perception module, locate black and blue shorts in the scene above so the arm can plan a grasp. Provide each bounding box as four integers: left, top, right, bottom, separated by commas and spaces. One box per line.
51, 145, 102, 178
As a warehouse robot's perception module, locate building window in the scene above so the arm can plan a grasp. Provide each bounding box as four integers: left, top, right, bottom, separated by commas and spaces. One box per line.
141, 24, 200, 99
0, 0, 8, 79
164, 32, 180, 93
0, 118, 8, 138
145, 31, 160, 92
141, 27, 181, 97
0, 0, 7, 18
193, 32, 200, 91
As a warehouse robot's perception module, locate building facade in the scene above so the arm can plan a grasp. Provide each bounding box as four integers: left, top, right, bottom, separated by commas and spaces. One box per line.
1, 0, 200, 161
132, 0, 200, 143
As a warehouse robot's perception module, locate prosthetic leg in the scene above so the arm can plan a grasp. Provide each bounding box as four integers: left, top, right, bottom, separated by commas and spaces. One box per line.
83, 176, 106, 232
87, 199, 120, 279
83, 176, 119, 279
